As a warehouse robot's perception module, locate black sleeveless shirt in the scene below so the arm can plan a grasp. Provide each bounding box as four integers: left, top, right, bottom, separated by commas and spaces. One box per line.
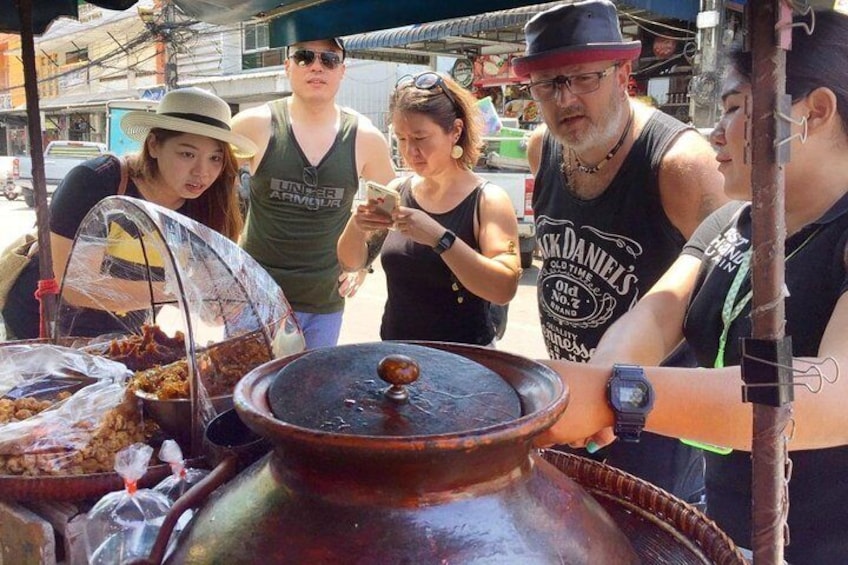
533, 110, 690, 361
380, 179, 494, 345
683, 197, 848, 562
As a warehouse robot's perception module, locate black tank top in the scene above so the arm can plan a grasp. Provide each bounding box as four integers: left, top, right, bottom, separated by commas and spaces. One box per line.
533, 110, 690, 361
683, 197, 848, 562
380, 178, 494, 345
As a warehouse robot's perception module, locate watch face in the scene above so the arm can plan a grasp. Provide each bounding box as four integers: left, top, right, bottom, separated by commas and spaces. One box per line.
616, 382, 650, 409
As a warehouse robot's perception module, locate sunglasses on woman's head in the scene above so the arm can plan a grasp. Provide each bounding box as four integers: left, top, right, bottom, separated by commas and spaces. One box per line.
288, 49, 343, 70
396, 72, 460, 113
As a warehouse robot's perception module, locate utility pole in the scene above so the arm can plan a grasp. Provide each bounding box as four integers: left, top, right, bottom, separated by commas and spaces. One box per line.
142, 0, 178, 90
690, 0, 723, 129
163, 0, 178, 90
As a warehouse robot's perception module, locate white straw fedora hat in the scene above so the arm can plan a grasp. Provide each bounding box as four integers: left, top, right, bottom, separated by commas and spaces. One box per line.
121, 87, 257, 159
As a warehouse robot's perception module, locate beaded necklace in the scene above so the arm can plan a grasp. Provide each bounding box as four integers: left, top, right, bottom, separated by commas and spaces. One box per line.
561, 110, 634, 177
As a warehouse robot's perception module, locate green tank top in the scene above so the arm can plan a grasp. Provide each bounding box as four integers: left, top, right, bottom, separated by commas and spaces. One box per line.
241, 99, 359, 313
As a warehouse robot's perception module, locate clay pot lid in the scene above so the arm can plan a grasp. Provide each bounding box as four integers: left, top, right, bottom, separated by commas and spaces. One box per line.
267, 342, 521, 436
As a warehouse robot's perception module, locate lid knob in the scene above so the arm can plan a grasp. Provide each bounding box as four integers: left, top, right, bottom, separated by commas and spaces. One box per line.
377, 355, 420, 402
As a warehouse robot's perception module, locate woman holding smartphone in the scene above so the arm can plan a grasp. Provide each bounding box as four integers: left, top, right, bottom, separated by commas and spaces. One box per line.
337, 72, 520, 345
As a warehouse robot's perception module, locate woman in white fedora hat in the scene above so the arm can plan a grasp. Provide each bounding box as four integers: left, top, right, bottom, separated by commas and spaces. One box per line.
3, 87, 257, 339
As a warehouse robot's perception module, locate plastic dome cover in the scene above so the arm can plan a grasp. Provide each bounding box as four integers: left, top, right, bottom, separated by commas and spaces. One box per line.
55, 195, 304, 435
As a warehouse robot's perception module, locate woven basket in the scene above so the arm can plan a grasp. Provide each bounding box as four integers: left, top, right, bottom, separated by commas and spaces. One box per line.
542, 449, 747, 564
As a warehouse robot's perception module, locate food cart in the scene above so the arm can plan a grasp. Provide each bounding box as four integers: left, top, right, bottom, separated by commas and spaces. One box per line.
0, 0, 814, 562
0, 196, 303, 561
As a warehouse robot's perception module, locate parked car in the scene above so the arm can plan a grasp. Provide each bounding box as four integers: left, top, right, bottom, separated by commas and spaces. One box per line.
15, 140, 108, 207
475, 170, 536, 269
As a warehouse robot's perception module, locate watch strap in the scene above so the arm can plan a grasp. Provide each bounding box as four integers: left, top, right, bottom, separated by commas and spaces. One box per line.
433, 229, 456, 255
609, 363, 652, 443
615, 410, 647, 442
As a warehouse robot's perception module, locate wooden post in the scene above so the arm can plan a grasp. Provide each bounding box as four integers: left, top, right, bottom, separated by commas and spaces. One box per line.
17, 0, 57, 338
747, 1, 793, 562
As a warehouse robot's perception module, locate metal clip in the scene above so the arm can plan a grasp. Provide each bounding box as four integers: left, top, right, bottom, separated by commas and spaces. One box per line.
777, 0, 816, 35
741, 354, 839, 395
774, 110, 808, 148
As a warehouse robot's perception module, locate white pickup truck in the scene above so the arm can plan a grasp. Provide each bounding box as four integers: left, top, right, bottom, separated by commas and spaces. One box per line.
15, 140, 108, 207
477, 125, 537, 269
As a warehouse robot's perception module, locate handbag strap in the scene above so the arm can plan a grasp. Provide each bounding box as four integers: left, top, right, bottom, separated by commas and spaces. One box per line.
472, 181, 489, 249
115, 155, 129, 196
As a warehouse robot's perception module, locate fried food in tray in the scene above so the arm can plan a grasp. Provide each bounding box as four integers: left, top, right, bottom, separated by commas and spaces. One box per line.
0, 344, 157, 478
0, 386, 157, 477
103, 324, 187, 371
128, 331, 272, 400
0, 392, 72, 424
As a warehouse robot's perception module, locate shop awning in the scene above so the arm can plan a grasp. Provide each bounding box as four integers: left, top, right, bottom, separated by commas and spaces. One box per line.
340, 1, 696, 66
0, 0, 137, 35
621, 0, 698, 22
0, 88, 163, 115
174, 0, 549, 43
40, 88, 155, 112
173, 0, 699, 48
342, 3, 555, 53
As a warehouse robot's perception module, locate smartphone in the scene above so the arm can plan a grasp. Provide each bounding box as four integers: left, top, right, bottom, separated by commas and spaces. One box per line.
365, 181, 399, 217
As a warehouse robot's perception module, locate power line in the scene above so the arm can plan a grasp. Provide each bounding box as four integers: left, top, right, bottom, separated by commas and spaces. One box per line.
0, 18, 201, 95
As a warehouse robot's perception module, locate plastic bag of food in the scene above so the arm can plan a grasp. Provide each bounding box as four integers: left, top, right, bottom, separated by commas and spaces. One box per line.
153, 439, 209, 502
0, 344, 130, 399
0, 346, 155, 476
85, 443, 172, 564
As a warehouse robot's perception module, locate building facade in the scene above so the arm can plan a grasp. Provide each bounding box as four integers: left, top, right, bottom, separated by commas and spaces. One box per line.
0, 1, 405, 157
0, 0, 742, 157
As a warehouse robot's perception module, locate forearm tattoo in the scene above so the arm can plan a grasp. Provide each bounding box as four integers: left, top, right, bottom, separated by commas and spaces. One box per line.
365, 229, 389, 268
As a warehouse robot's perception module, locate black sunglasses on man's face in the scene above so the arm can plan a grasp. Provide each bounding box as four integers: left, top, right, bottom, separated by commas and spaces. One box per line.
288, 49, 343, 70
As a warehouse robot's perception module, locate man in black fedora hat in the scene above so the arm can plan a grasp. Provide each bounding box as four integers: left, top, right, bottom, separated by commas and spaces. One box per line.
515, 0, 728, 504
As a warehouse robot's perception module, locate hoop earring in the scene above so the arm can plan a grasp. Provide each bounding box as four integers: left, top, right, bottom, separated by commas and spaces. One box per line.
451, 145, 464, 159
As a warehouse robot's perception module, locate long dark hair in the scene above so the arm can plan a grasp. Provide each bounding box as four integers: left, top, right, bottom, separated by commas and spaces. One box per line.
728, 9, 848, 135
129, 128, 243, 240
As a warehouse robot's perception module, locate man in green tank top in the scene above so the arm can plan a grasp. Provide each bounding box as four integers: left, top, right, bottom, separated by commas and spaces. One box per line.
233, 37, 396, 349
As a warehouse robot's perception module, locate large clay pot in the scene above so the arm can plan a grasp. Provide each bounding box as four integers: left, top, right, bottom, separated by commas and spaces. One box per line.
165, 342, 639, 564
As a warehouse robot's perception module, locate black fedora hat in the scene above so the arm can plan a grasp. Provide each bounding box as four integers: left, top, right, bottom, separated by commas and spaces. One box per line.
513, 0, 641, 78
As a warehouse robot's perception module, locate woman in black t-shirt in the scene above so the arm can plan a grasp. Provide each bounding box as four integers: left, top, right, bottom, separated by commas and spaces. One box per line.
3, 87, 256, 339
535, 10, 848, 563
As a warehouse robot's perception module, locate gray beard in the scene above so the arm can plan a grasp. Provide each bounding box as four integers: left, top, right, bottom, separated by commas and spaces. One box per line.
558, 94, 629, 155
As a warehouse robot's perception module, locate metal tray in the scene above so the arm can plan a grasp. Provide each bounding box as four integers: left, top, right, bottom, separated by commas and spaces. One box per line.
0, 457, 207, 502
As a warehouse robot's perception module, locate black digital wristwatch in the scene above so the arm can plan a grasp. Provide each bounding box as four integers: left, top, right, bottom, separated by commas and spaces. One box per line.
433, 230, 457, 255
606, 364, 654, 442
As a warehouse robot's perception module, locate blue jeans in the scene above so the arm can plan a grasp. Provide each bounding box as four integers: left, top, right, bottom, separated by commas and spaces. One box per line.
294, 310, 344, 349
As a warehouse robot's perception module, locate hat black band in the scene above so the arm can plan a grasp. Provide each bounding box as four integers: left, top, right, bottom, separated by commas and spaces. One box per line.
161, 112, 231, 131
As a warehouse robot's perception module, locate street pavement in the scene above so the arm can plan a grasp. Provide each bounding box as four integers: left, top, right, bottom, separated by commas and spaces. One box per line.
0, 197, 549, 360
0, 197, 38, 249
